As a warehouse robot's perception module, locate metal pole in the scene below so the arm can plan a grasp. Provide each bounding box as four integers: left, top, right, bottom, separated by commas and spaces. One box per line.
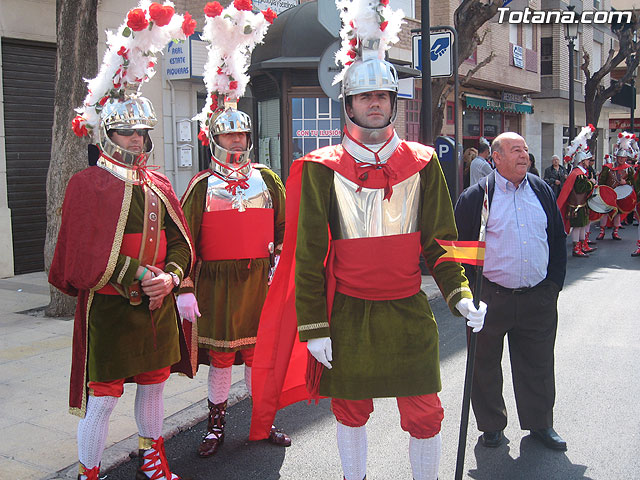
421, 0, 432, 146
568, 38, 575, 142
453, 27, 460, 200
631, 77, 635, 135
453, 274, 483, 480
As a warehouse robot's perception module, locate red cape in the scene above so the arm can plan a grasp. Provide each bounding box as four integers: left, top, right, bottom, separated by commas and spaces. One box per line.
248, 141, 433, 440
556, 167, 587, 234
49, 165, 195, 416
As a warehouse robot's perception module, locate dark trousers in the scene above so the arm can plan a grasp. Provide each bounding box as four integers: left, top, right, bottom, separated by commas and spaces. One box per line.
471, 278, 560, 432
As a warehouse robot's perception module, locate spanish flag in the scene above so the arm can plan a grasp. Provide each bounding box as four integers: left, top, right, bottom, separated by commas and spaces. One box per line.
433, 239, 485, 267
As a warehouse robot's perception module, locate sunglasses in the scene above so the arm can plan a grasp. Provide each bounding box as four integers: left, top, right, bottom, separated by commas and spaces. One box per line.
112, 129, 150, 137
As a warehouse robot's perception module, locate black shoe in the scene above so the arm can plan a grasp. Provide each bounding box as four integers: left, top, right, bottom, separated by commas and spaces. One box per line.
530, 428, 567, 451
481, 430, 504, 447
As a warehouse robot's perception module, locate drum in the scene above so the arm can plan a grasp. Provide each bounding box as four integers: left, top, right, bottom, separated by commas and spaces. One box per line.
588, 185, 617, 214
615, 185, 637, 214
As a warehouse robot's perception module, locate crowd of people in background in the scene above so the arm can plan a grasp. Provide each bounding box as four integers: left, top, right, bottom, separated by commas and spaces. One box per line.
462, 131, 640, 259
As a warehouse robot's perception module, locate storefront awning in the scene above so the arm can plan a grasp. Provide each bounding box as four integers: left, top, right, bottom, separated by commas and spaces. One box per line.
465, 94, 533, 114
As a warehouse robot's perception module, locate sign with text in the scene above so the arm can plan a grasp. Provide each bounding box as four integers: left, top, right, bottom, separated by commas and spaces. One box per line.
164, 40, 191, 80
253, 0, 297, 15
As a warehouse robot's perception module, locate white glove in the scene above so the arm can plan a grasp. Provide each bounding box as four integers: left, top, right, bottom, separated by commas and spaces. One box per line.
456, 297, 487, 333
176, 293, 201, 323
307, 336, 333, 369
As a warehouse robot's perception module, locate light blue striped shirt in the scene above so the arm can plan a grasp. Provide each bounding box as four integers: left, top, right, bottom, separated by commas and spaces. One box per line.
483, 171, 548, 289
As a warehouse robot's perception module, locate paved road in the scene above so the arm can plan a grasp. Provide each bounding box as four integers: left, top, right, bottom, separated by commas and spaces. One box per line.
105, 231, 640, 479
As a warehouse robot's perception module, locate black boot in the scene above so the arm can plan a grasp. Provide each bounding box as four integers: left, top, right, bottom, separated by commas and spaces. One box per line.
198, 400, 227, 457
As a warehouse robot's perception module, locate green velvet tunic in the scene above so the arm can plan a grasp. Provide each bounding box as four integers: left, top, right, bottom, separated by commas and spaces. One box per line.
180, 168, 286, 352
568, 174, 593, 227
88, 185, 191, 382
295, 154, 472, 400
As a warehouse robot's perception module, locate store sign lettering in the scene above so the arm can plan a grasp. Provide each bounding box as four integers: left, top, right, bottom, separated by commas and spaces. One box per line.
295, 129, 341, 137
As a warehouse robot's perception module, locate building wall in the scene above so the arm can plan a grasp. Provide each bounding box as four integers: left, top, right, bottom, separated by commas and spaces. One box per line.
0, 0, 56, 277
0, 0, 207, 276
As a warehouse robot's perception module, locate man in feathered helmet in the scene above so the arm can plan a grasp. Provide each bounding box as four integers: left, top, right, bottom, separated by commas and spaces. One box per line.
557, 125, 598, 257
595, 131, 638, 241
247, 1, 486, 478
176, 0, 289, 459
49, 3, 198, 479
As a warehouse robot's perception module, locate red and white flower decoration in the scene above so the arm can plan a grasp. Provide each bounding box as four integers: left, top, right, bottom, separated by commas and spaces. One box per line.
73, 1, 195, 138
333, 0, 405, 85
195, 1, 276, 145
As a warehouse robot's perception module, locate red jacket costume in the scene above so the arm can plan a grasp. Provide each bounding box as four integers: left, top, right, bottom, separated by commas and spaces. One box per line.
49, 165, 195, 416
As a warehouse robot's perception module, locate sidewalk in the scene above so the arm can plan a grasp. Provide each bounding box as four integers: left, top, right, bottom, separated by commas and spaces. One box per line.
0, 272, 441, 479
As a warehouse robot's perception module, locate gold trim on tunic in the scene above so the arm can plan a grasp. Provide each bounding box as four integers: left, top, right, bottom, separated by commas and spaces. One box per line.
298, 322, 330, 332
116, 256, 130, 284
445, 286, 472, 306
198, 336, 257, 349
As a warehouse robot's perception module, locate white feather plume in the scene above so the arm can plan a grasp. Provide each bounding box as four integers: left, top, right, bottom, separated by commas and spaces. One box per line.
73, 1, 193, 139
564, 124, 595, 162
195, 1, 275, 143
615, 131, 640, 159
333, 0, 404, 85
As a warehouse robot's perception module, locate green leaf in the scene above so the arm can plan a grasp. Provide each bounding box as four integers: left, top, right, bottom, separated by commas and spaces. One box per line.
123, 26, 131, 37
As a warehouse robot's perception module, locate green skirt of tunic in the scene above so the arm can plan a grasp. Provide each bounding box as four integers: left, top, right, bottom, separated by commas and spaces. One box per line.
88, 292, 180, 382
319, 290, 441, 400
195, 257, 269, 352
568, 175, 593, 228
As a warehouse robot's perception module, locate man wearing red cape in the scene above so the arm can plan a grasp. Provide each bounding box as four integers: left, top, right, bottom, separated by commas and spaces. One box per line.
50, 93, 194, 480
249, 10, 486, 478
557, 128, 597, 257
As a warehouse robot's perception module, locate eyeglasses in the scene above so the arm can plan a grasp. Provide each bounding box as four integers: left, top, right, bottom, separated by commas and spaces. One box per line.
112, 129, 150, 137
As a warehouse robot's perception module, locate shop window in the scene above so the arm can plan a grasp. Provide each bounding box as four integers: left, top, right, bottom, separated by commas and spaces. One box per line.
406, 87, 421, 142
483, 111, 501, 138
463, 110, 481, 137
446, 102, 455, 125
541, 37, 553, 75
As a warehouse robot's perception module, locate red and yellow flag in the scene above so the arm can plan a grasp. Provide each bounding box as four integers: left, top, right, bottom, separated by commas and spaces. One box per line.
433, 239, 485, 268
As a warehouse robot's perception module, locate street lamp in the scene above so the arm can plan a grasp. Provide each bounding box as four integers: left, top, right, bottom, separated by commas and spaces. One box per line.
565, 5, 579, 142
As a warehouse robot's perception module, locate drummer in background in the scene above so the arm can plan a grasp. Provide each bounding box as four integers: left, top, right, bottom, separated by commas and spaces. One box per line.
596, 132, 638, 241
583, 154, 600, 246
557, 125, 597, 257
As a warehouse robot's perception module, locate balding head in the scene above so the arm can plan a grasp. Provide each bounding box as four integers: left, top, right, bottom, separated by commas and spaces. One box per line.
491, 132, 525, 156
491, 132, 529, 186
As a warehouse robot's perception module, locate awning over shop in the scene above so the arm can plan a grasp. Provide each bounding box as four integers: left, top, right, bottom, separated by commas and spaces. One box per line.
249, 2, 420, 78
465, 94, 533, 114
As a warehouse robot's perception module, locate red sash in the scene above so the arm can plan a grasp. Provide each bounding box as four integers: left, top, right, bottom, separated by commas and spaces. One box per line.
331, 232, 422, 302
97, 232, 167, 295
198, 209, 274, 261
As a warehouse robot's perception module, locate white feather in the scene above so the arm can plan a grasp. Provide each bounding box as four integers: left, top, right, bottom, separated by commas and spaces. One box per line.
75, 0, 190, 140
196, 3, 272, 135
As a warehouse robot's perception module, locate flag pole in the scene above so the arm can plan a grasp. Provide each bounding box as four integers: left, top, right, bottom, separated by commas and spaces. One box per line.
454, 177, 489, 480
